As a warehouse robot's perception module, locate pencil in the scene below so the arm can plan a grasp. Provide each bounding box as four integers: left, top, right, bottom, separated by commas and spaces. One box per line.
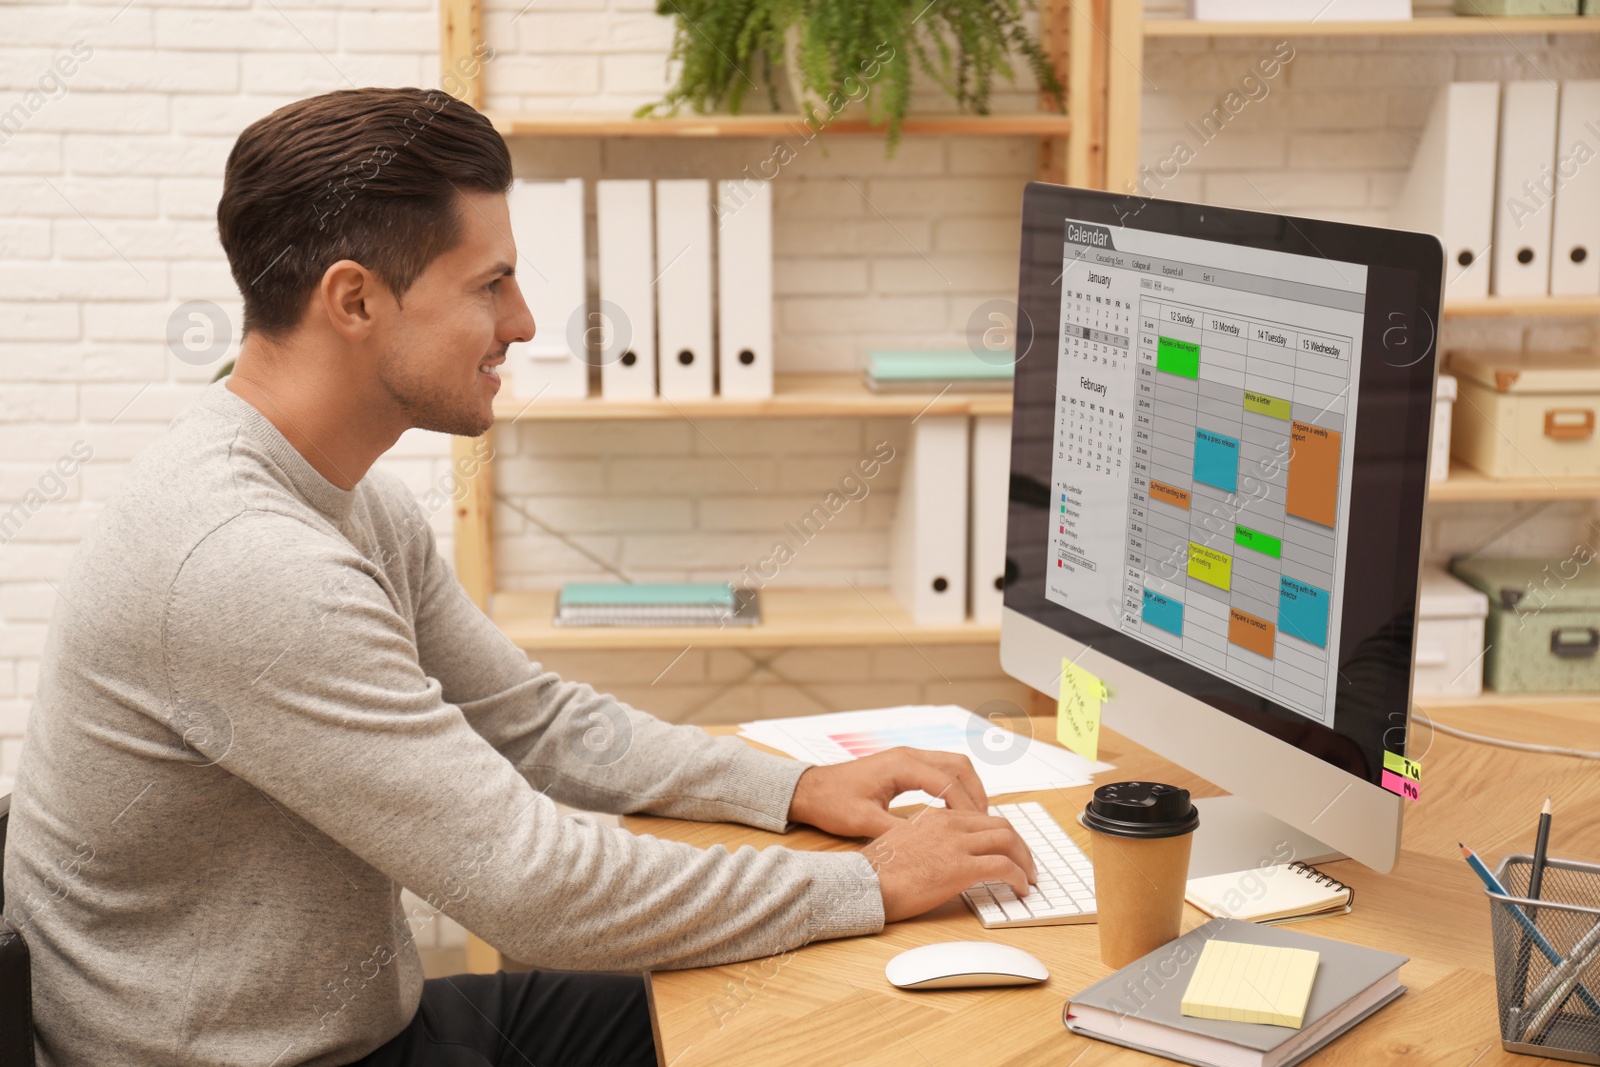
1459, 842, 1600, 1017
1519, 797, 1553, 1007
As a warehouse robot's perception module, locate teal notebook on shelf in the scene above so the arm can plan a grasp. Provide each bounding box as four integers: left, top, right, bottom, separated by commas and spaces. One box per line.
554, 582, 759, 628
863, 349, 1015, 392
1065, 918, 1407, 1067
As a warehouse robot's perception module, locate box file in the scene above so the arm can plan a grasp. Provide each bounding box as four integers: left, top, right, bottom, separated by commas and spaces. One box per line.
1391, 83, 1500, 301
1551, 81, 1600, 297
1492, 82, 1560, 297
506, 178, 589, 399
597, 180, 658, 400
970, 415, 1011, 626
654, 180, 715, 399
891, 416, 971, 625
716, 179, 774, 399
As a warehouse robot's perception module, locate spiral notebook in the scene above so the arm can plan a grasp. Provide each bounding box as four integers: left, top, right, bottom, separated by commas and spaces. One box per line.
1185, 862, 1354, 925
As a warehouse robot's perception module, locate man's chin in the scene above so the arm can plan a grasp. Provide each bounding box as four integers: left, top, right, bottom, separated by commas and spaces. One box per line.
407, 402, 494, 439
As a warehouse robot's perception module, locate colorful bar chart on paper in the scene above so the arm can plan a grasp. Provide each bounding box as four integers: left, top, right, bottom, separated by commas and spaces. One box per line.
1142, 588, 1185, 636
1285, 420, 1341, 528
1278, 576, 1331, 648
827, 723, 969, 758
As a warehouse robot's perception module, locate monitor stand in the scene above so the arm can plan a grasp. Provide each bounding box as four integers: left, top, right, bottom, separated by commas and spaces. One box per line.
1187, 796, 1344, 879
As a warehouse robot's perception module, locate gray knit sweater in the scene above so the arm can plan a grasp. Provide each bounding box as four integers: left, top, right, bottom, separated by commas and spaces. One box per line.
3, 382, 883, 1067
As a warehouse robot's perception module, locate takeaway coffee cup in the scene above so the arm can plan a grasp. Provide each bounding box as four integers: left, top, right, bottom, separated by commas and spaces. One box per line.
1083, 781, 1200, 969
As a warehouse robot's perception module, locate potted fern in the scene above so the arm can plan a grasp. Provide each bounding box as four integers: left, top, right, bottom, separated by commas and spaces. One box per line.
636, 0, 1065, 154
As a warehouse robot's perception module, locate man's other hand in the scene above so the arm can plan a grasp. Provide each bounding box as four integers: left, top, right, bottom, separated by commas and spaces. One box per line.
786, 747, 989, 838
863, 808, 1037, 923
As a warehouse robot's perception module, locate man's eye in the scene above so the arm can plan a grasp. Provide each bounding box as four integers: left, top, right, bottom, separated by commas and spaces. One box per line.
484, 278, 500, 291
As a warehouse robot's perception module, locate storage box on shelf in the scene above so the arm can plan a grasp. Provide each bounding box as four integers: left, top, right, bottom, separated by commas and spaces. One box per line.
1412, 566, 1490, 699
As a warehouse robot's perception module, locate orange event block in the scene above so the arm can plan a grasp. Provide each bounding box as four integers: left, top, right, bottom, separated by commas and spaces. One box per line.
1228, 608, 1276, 659
1149, 480, 1190, 509
1285, 420, 1341, 528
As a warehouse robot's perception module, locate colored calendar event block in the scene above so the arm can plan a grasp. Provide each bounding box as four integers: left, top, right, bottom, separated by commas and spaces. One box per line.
1278, 575, 1330, 648
1234, 524, 1282, 559
1157, 336, 1200, 379
1149, 480, 1190, 509
1142, 588, 1184, 636
1285, 420, 1341, 528
1193, 428, 1240, 493
1243, 390, 1292, 421
1187, 542, 1233, 591
1228, 607, 1276, 659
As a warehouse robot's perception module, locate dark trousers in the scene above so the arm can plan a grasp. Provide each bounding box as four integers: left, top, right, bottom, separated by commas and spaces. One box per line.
347, 969, 657, 1067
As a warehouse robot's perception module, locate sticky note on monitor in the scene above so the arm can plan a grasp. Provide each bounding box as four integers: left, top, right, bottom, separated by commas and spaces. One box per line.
1180, 940, 1320, 1029
1056, 657, 1105, 762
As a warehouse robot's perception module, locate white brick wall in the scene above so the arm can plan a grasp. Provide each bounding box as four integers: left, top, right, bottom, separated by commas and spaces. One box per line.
0, 0, 452, 765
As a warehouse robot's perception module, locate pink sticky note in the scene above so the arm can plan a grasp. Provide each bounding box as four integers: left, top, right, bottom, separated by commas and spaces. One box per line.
1381, 769, 1420, 802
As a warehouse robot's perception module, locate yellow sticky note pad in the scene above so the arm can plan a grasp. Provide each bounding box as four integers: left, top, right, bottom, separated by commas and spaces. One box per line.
1181, 940, 1321, 1029
1056, 657, 1105, 762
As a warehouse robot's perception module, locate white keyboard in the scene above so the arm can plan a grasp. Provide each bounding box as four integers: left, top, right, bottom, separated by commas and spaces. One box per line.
961, 801, 1098, 928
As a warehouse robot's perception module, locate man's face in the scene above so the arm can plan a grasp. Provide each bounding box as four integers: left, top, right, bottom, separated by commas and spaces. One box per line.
372, 189, 534, 437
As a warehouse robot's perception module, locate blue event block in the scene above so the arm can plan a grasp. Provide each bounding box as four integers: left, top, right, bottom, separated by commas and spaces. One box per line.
1278, 575, 1330, 648
1192, 428, 1240, 493
1141, 588, 1184, 636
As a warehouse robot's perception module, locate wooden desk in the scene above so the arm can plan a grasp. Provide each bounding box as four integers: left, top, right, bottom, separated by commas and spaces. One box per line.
626, 703, 1600, 1066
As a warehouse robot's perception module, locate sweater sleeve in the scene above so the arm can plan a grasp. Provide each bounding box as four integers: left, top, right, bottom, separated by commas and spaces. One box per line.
163, 511, 883, 971
401, 490, 819, 834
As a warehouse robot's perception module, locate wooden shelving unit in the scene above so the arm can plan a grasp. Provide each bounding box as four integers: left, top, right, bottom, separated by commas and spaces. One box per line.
484, 112, 1073, 139
493, 588, 999, 651
493, 373, 1011, 422
1443, 295, 1600, 318
1428, 461, 1600, 503
1143, 15, 1600, 38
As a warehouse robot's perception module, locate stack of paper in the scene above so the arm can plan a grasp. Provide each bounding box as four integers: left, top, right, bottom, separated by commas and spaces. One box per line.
738, 706, 1113, 807
1181, 940, 1321, 1029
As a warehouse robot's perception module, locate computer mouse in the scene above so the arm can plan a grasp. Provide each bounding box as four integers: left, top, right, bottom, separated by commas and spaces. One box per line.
884, 941, 1049, 990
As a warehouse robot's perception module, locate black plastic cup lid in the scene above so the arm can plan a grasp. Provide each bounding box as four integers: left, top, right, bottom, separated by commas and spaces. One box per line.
1082, 781, 1199, 839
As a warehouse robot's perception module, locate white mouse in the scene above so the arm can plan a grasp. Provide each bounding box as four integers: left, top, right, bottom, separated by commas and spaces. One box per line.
884, 941, 1049, 990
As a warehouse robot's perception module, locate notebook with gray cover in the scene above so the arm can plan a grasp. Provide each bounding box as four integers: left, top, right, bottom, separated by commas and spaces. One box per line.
1065, 917, 1407, 1067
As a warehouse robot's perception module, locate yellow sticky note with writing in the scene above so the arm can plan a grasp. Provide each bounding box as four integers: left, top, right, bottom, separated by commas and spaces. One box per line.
1056, 657, 1105, 762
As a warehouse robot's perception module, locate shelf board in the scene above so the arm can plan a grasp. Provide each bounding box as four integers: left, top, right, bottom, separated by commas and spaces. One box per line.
1428, 461, 1600, 503
1443, 295, 1600, 318
485, 112, 1072, 139
1145, 14, 1600, 37
493, 373, 1012, 422
1414, 691, 1600, 712
492, 587, 1000, 650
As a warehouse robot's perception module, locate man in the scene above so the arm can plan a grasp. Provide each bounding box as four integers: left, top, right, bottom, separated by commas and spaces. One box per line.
3, 87, 1034, 1066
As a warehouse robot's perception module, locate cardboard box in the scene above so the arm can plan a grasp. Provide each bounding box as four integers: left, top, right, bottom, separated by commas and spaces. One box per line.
1450, 556, 1600, 692
1413, 566, 1489, 697
1449, 351, 1600, 478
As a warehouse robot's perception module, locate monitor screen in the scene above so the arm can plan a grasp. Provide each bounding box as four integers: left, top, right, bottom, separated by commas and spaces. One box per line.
1006, 186, 1440, 790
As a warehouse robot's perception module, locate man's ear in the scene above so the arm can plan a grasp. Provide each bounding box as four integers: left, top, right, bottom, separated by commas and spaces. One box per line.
318, 259, 385, 342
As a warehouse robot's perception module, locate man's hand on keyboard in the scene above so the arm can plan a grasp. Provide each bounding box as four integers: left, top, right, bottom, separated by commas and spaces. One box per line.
786, 747, 989, 838
861, 808, 1036, 923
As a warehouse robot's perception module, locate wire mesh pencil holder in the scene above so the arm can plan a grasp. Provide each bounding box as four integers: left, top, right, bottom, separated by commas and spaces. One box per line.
1487, 854, 1600, 1064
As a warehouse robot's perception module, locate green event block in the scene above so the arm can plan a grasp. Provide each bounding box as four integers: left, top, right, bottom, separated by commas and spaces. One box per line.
1234, 525, 1283, 559
1157, 337, 1200, 379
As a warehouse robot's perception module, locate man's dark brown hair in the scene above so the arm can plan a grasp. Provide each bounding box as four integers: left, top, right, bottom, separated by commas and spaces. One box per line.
218, 87, 513, 338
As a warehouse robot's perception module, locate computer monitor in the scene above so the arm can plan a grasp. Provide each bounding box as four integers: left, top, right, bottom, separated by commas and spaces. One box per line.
999, 185, 1442, 875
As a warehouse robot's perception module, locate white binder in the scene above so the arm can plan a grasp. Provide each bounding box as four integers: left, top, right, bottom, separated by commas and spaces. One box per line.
506, 178, 588, 399
969, 415, 1011, 626
1492, 81, 1560, 297
891, 416, 971, 625
716, 179, 774, 399
654, 180, 714, 399
1551, 80, 1600, 297
596, 180, 657, 399
1390, 82, 1500, 301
